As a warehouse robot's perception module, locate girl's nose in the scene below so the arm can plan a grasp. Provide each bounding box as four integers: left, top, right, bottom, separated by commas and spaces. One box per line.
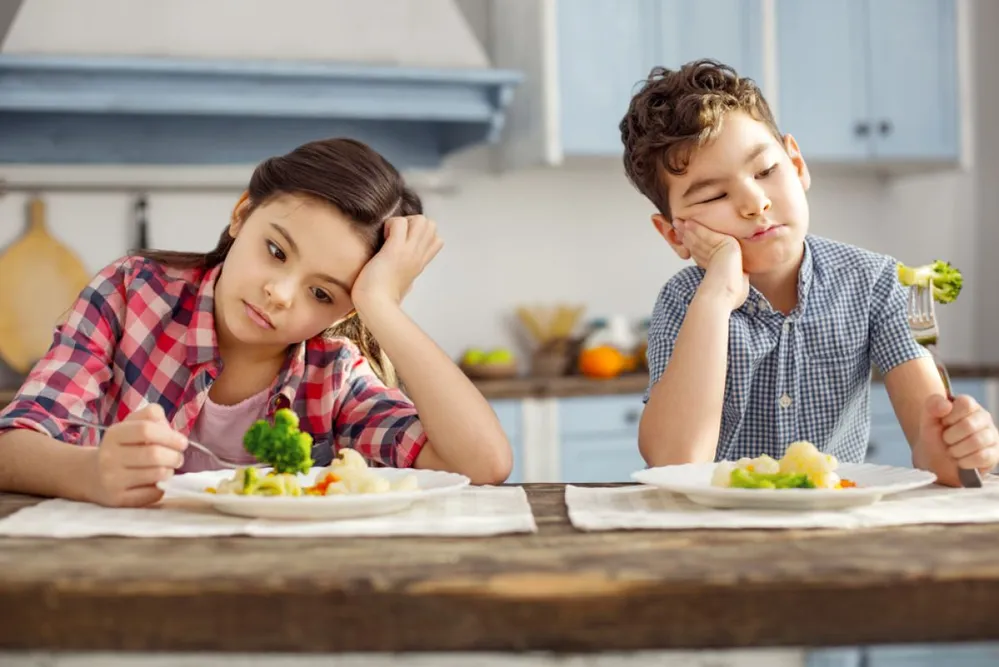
264, 279, 294, 309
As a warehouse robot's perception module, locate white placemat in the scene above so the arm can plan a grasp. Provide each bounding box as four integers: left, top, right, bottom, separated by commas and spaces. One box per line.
0, 486, 537, 538
566, 479, 999, 531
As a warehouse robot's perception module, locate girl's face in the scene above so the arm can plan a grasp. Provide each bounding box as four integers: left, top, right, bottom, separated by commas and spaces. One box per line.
214, 194, 371, 355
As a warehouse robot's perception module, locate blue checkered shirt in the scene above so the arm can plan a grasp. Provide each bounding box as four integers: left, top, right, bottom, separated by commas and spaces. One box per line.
644, 235, 928, 463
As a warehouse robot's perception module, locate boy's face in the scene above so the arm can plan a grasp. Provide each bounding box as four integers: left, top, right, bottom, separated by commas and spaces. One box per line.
654, 111, 811, 276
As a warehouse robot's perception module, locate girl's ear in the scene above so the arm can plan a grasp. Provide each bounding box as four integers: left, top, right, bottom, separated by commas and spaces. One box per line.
228, 191, 252, 238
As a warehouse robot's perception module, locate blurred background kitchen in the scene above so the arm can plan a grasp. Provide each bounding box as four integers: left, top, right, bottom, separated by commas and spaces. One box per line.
1, 0, 997, 488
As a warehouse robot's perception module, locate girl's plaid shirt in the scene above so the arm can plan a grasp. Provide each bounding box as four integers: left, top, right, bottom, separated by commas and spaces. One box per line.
0, 257, 427, 468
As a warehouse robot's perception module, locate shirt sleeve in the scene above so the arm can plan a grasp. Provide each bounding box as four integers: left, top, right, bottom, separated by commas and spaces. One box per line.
869, 256, 929, 374
0, 258, 130, 444
643, 281, 691, 404
331, 351, 427, 468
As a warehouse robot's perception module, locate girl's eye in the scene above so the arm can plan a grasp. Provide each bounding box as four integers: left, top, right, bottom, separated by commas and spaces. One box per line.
311, 287, 333, 304
757, 164, 778, 178
267, 241, 286, 261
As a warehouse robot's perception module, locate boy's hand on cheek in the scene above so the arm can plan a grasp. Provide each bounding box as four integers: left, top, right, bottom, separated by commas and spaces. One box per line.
916, 394, 999, 486
675, 218, 748, 311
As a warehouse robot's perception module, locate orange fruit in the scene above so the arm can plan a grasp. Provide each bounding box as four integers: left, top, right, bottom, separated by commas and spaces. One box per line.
578, 345, 627, 379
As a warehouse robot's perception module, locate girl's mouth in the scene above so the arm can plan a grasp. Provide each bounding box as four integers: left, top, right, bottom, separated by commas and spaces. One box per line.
243, 301, 275, 330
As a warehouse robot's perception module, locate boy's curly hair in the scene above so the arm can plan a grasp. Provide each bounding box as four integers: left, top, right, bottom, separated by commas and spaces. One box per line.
619, 59, 782, 218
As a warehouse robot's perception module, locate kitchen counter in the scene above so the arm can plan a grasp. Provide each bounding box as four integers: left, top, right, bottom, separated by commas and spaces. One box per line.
469, 364, 999, 400
1, 484, 999, 652
5, 364, 999, 404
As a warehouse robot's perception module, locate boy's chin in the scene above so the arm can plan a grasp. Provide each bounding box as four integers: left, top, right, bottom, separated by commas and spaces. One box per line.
741, 241, 805, 275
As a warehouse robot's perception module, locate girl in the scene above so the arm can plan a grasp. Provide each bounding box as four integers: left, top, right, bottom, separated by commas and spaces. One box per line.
0, 138, 512, 507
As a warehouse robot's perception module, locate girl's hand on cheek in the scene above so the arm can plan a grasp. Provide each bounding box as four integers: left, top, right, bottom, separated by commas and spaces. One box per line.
351, 216, 444, 311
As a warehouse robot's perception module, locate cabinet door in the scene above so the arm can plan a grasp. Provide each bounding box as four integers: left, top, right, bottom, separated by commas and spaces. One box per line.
559, 394, 645, 482
776, 0, 871, 161
557, 0, 659, 155
658, 0, 764, 87
490, 399, 524, 484
561, 434, 648, 483
866, 642, 999, 667
867, 0, 958, 161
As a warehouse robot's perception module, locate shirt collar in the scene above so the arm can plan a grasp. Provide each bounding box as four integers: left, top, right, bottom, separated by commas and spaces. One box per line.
185, 264, 222, 367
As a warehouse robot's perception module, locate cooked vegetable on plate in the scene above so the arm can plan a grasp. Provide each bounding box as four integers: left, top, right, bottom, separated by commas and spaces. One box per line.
206, 408, 418, 497
710, 441, 856, 490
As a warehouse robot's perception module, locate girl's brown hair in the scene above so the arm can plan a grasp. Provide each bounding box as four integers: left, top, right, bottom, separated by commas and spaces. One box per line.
138, 137, 423, 386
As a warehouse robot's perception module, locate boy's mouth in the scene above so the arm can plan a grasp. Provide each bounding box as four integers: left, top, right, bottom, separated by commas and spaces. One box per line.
746, 225, 783, 241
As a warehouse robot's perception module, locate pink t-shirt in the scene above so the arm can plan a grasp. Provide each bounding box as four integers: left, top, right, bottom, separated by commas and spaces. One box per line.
179, 389, 270, 473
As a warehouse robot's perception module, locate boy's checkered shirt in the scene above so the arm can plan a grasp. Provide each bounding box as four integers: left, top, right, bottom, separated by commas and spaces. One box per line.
644, 235, 928, 463
0, 256, 427, 468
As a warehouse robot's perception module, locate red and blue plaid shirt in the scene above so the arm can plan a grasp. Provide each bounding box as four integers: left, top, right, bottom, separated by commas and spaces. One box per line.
0, 256, 427, 468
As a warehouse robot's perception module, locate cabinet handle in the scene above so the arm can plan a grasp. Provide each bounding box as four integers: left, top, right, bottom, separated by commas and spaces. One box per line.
624, 410, 640, 424
878, 120, 893, 136
854, 121, 870, 137
867, 440, 878, 459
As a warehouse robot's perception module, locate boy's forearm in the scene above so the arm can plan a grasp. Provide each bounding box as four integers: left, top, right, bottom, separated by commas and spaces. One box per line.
639, 292, 731, 466
354, 298, 513, 484
0, 429, 98, 501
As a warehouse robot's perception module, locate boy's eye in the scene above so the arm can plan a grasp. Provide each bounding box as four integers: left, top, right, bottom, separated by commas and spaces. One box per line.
698, 193, 726, 204
311, 287, 334, 304
757, 163, 779, 178
267, 241, 286, 261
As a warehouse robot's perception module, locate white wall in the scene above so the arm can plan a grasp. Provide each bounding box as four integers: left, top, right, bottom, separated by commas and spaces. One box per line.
0, 0, 992, 370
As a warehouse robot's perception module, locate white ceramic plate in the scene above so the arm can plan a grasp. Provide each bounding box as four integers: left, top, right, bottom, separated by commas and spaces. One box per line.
631, 463, 937, 510
159, 467, 470, 520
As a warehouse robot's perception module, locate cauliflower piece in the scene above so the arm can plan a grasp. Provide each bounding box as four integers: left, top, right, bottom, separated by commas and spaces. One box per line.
711, 461, 737, 488
749, 454, 780, 475
330, 448, 368, 471
779, 441, 840, 487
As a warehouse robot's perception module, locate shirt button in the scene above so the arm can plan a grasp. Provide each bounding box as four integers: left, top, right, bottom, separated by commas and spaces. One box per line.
782, 320, 791, 332
779, 393, 792, 408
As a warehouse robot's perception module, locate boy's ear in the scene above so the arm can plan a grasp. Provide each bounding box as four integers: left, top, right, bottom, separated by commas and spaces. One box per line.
652, 213, 691, 261
783, 134, 811, 192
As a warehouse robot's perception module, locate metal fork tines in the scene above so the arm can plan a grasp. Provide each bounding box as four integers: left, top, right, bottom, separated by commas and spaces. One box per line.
55, 417, 264, 470
905, 283, 983, 488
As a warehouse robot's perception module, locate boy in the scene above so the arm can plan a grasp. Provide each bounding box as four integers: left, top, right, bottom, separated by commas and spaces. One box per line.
621, 59, 997, 487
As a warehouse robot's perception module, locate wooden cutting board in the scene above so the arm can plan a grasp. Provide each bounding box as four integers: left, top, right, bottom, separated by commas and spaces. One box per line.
0, 197, 92, 373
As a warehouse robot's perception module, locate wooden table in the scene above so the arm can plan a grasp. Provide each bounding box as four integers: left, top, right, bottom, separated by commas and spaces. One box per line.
1, 484, 998, 653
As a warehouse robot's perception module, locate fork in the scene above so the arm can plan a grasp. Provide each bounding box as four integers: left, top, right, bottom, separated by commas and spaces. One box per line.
906, 283, 983, 487
55, 417, 266, 470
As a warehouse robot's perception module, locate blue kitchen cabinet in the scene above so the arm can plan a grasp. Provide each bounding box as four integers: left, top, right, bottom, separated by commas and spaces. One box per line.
866, 379, 987, 467
491, 399, 525, 484
777, 0, 959, 163
807, 643, 999, 667
558, 0, 765, 156
496, 0, 765, 164
558, 394, 647, 482
865, 643, 999, 667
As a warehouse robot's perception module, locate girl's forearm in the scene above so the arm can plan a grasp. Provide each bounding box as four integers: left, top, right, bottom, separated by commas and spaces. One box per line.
0, 429, 98, 501
355, 298, 513, 484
